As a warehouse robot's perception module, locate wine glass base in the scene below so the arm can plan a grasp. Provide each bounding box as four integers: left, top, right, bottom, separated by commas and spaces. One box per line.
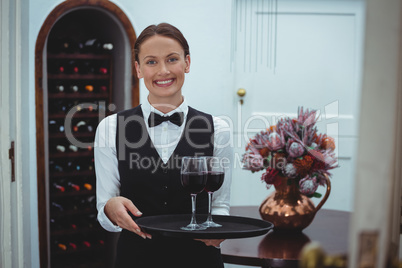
201, 221, 222, 228
181, 224, 208, 231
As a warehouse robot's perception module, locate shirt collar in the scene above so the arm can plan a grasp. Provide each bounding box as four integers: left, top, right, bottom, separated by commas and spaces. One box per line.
142, 97, 189, 120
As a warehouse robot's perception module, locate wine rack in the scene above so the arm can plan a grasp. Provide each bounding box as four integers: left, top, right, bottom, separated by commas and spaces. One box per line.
46, 39, 112, 268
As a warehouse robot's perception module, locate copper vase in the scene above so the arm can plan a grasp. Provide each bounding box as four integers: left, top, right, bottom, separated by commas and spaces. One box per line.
259, 175, 331, 232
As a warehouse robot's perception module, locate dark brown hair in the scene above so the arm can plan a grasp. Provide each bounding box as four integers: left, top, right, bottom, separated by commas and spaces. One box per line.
134, 23, 190, 63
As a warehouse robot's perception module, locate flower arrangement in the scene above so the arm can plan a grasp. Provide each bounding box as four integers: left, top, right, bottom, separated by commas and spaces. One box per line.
242, 107, 338, 197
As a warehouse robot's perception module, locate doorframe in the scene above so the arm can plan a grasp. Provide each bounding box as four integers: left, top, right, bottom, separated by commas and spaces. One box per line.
349, 0, 402, 266
0, 0, 24, 267
0, 0, 13, 266
34, 0, 139, 266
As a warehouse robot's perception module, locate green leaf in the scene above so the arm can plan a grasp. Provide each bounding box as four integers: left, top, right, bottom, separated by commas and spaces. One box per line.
266, 155, 272, 163
313, 192, 322, 198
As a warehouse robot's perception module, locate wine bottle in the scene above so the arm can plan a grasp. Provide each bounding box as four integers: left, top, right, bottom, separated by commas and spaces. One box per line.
80, 144, 93, 152
87, 102, 97, 113
55, 85, 65, 93
49, 160, 63, 173
84, 85, 94, 93
55, 145, 65, 153
53, 240, 67, 251
103, 42, 114, 52
88, 158, 95, 171
86, 195, 96, 208
82, 182, 93, 191
52, 37, 78, 54
51, 201, 64, 212
67, 182, 80, 191
47, 60, 66, 74
50, 218, 63, 231
73, 121, 86, 132
98, 61, 109, 74
69, 84, 79, 93
73, 120, 95, 132
82, 240, 91, 248
62, 38, 78, 54
52, 182, 65, 193
68, 242, 77, 251
48, 120, 64, 133
81, 38, 114, 54
49, 100, 69, 114
99, 85, 108, 92
65, 160, 81, 173
65, 60, 79, 74
49, 143, 66, 153
80, 38, 98, 53
68, 144, 78, 152
80, 60, 95, 74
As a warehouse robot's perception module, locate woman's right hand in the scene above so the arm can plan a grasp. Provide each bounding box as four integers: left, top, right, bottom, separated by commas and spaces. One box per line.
104, 196, 151, 239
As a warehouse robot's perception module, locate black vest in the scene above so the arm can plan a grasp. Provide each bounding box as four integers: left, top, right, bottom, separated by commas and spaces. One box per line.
116, 105, 214, 217
114, 105, 223, 268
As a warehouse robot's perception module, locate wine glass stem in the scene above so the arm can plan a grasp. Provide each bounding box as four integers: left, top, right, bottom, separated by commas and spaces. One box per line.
207, 192, 213, 222
190, 193, 198, 225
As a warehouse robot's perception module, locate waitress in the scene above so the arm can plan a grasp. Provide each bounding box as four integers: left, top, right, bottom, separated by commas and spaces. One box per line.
94, 23, 233, 268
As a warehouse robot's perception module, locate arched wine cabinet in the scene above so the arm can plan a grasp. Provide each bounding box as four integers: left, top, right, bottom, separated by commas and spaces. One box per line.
35, 1, 138, 267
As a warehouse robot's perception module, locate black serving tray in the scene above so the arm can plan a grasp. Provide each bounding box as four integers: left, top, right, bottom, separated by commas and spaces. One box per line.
135, 214, 273, 239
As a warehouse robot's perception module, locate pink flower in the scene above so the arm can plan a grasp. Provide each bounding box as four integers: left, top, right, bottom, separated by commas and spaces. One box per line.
242, 153, 265, 172
299, 175, 319, 195
286, 139, 305, 158
308, 149, 338, 168
267, 131, 285, 151
284, 163, 297, 178
297, 107, 318, 127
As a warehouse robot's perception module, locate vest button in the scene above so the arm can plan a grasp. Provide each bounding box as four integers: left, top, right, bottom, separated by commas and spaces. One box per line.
164, 201, 168, 206
164, 185, 168, 190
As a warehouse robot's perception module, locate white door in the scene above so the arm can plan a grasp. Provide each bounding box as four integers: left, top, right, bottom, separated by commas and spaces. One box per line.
229, 0, 365, 212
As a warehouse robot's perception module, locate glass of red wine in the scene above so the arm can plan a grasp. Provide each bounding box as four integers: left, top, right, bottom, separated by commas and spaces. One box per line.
180, 156, 208, 231
201, 156, 225, 228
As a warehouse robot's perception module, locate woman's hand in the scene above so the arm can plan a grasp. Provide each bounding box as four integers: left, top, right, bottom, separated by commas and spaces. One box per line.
195, 239, 225, 248
104, 196, 152, 239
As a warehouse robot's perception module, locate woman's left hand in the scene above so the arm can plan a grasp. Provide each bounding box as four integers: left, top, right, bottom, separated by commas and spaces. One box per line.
195, 239, 225, 248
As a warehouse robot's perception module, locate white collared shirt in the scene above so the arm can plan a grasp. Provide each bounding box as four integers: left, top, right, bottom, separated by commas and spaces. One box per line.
94, 99, 233, 232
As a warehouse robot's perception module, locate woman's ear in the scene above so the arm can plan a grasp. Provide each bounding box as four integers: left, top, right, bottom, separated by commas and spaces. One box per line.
135, 61, 143, 79
185, 55, 191, 73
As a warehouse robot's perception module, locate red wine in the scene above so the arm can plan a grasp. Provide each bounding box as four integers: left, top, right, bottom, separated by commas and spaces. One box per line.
181, 172, 207, 194
204, 172, 224, 192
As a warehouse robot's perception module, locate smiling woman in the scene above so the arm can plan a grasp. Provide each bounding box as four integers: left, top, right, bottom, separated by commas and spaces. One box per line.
134, 34, 191, 111
94, 23, 233, 268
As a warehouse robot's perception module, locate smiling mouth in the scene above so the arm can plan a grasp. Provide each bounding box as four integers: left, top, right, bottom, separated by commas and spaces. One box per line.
155, 79, 174, 85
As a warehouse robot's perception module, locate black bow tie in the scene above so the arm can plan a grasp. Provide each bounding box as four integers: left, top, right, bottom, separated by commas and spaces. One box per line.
148, 112, 184, 127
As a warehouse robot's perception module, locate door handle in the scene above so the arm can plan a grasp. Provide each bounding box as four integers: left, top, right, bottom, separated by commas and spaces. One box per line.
237, 88, 246, 104
237, 88, 246, 97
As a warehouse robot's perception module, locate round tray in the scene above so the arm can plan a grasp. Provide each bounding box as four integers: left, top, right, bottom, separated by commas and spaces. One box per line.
136, 214, 273, 239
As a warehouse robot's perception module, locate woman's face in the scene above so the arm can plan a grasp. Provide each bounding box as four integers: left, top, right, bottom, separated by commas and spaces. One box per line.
135, 35, 190, 106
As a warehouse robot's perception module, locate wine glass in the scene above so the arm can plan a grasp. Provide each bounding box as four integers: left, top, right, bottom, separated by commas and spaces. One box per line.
180, 156, 208, 231
201, 156, 225, 228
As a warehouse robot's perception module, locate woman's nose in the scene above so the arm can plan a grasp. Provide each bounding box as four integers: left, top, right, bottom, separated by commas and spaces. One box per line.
158, 63, 170, 75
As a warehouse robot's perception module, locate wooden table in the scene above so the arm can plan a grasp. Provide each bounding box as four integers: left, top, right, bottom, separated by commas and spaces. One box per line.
221, 206, 350, 268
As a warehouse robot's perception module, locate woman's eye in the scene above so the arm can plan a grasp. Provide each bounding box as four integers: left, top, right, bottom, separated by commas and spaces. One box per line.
146, 60, 156, 65
168, 58, 178, 63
